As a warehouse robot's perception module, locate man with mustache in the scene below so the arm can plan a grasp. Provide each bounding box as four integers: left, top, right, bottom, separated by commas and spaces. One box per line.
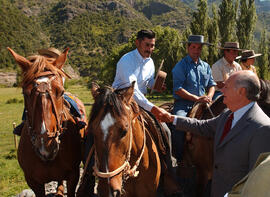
112, 29, 171, 123
112, 29, 181, 196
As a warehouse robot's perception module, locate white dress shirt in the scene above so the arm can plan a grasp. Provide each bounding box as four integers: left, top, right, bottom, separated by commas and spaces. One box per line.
231, 102, 255, 128
112, 49, 155, 111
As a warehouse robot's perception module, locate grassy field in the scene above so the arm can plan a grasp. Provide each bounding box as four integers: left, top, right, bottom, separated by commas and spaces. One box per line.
0, 85, 173, 197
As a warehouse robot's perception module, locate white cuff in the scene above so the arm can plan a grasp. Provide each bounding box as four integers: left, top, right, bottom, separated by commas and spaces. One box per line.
173, 116, 177, 125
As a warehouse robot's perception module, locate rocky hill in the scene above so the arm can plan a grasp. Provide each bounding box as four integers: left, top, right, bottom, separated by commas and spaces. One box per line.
0, 0, 269, 86
0, 0, 191, 85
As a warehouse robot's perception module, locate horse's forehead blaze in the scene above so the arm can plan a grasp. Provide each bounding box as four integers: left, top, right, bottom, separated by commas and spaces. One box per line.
100, 112, 115, 141
36, 76, 49, 83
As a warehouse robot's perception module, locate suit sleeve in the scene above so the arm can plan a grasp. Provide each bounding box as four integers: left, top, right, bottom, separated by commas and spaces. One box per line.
175, 115, 220, 138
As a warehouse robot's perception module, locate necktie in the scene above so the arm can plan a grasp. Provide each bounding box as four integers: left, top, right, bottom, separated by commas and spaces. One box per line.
219, 113, 234, 143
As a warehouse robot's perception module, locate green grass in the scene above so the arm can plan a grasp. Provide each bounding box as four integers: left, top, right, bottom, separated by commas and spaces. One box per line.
0, 85, 173, 196
0, 87, 25, 197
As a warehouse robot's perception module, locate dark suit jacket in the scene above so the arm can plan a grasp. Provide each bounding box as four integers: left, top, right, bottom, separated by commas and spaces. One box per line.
175, 103, 270, 197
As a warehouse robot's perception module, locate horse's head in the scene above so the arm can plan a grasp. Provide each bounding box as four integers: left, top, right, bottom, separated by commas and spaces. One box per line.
8, 47, 69, 161
89, 82, 142, 197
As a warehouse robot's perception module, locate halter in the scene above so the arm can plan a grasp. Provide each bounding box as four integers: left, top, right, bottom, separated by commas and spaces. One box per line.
93, 112, 146, 181
23, 71, 66, 150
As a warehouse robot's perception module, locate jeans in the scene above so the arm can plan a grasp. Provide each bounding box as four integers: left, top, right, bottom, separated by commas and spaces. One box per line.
171, 101, 193, 163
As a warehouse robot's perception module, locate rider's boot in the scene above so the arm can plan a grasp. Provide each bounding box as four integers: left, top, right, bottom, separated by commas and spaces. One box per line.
13, 121, 24, 136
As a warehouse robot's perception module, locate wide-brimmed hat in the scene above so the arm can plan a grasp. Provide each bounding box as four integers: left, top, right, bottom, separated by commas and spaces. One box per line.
236, 50, 262, 60
182, 35, 212, 46
38, 48, 72, 79
218, 42, 243, 51
38, 48, 61, 58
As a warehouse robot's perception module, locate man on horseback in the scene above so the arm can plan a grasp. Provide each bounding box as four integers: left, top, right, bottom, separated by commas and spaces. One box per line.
238, 49, 261, 75
13, 48, 86, 136
168, 70, 270, 197
211, 42, 243, 100
171, 35, 216, 166
113, 29, 181, 196
78, 29, 181, 197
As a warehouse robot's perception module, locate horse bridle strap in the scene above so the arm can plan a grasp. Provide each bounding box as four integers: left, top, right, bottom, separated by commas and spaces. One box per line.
25, 74, 64, 141
93, 113, 146, 179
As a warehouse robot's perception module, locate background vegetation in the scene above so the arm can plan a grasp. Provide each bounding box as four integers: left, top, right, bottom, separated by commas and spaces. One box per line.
1, 0, 270, 88
1, 0, 270, 195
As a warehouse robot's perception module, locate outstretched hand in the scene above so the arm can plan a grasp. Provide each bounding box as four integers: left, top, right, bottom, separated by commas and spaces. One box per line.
151, 106, 173, 122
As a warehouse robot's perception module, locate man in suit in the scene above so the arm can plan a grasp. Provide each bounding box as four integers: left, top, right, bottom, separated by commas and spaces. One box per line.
167, 70, 270, 197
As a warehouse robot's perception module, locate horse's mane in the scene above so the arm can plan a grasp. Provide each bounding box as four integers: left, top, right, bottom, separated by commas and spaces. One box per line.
89, 86, 140, 123
259, 79, 270, 104
21, 55, 65, 87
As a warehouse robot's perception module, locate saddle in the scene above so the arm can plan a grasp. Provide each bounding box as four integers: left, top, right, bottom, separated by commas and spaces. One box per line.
139, 108, 170, 162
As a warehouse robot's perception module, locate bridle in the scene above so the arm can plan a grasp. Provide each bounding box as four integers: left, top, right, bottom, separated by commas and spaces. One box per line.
23, 71, 66, 154
93, 112, 146, 181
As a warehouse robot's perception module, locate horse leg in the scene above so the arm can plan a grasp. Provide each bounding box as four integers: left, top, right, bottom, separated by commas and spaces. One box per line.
25, 175, 45, 197
55, 181, 65, 197
66, 167, 80, 197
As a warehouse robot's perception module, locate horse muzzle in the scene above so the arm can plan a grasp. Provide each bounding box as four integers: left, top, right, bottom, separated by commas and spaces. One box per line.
97, 176, 123, 197
34, 135, 60, 161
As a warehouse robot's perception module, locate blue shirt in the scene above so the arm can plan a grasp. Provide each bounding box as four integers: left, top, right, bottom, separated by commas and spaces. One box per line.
172, 55, 216, 107
112, 49, 155, 111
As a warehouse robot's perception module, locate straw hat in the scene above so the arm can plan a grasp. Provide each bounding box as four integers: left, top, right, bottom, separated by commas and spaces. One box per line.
38, 48, 61, 58
182, 35, 212, 46
218, 42, 243, 51
38, 48, 72, 79
236, 50, 262, 60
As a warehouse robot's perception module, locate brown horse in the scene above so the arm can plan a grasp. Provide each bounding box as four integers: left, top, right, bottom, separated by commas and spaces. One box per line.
160, 96, 226, 197
183, 96, 226, 197
8, 48, 82, 197
89, 82, 161, 197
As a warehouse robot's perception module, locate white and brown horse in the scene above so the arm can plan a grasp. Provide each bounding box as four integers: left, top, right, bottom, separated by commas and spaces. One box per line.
8, 48, 82, 197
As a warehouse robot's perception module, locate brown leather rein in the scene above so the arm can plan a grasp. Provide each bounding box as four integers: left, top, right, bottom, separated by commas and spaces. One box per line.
93, 111, 146, 181
23, 72, 67, 147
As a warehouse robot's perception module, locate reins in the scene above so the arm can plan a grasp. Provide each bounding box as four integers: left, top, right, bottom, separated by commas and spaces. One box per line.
24, 73, 66, 148
93, 112, 146, 180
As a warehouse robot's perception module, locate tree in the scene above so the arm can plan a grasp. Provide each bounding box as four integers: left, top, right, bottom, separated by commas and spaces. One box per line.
236, 0, 257, 49
190, 0, 210, 60
258, 29, 269, 79
207, 4, 219, 66
218, 0, 238, 45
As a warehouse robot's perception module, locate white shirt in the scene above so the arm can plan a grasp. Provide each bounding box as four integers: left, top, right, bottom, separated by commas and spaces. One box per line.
212, 57, 242, 90
231, 102, 255, 128
112, 49, 155, 111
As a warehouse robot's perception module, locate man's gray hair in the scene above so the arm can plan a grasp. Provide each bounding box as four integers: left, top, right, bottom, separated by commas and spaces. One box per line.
235, 74, 260, 101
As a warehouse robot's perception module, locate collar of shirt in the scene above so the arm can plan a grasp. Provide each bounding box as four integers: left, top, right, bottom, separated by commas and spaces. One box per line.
232, 102, 255, 128
222, 57, 237, 68
187, 55, 202, 66
134, 49, 151, 64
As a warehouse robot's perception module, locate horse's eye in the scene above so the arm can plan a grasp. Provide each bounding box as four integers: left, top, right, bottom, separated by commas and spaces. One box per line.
120, 129, 127, 138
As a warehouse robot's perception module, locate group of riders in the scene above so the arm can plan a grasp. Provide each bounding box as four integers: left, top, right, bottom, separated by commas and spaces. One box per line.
13, 29, 269, 197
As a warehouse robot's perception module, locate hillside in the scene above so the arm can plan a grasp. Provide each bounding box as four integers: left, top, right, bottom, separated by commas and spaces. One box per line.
0, 0, 191, 85
1, 0, 269, 86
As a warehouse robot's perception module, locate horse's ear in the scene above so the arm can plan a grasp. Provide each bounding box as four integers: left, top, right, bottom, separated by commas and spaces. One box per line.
7, 47, 31, 71
91, 82, 100, 100
123, 81, 135, 104
53, 48, 69, 69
